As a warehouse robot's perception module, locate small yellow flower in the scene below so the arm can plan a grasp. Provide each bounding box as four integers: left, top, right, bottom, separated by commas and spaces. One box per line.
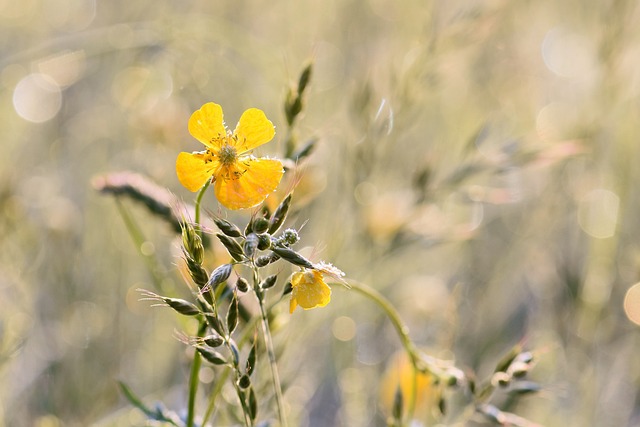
289, 269, 332, 314
176, 102, 284, 210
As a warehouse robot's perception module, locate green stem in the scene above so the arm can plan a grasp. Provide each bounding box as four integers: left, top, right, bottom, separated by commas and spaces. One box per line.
201, 296, 284, 425
194, 180, 211, 231
343, 280, 419, 423
253, 268, 287, 427
186, 181, 211, 427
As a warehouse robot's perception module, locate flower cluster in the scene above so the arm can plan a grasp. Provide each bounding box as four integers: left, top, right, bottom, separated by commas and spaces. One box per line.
177, 102, 343, 313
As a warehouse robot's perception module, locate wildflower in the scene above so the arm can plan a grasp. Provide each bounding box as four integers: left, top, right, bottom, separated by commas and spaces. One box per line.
380, 351, 436, 420
176, 102, 284, 210
289, 269, 332, 313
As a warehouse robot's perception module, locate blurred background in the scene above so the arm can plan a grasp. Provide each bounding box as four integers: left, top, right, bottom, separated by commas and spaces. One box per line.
2, 0, 640, 425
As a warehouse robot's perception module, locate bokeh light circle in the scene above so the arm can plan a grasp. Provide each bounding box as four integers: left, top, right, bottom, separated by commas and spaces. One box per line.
13, 73, 62, 123
624, 283, 640, 326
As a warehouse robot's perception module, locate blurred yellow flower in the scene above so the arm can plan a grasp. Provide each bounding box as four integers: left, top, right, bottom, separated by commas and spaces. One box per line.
289, 269, 331, 313
380, 351, 436, 421
176, 102, 284, 210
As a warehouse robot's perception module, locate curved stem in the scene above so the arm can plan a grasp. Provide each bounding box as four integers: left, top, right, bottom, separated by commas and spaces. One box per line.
194, 180, 211, 231
343, 280, 419, 422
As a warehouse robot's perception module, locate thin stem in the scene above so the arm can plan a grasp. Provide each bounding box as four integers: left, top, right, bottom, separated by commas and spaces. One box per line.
186, 181, 211, 427
253, 268, 287, 427
343, 280, 419, 423
201, 297, 285, 426
187, 321, 207, 427
194, 179, 211, 231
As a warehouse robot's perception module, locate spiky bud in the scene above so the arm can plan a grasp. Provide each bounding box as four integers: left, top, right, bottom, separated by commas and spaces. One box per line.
260, 274, 278, 290
163, 297, 200, 316
208, 264, 233, 289
271, 246, 313, 269
213, 217, 243, 238
236, 277, 249, 293
197, 347, 226, 365
253, 217, 269, 234
204, 334, 224, 348
268, 194, 292, 234
238, 374, 251, 389
216, 233, 244, 262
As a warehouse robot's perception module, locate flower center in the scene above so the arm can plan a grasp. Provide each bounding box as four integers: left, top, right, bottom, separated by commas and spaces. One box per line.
218, 143, 238, 166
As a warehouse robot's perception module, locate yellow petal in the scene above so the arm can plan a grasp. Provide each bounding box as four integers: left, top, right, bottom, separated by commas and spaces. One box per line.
176, 151, 218, 192
214, 157, 283, 210
188, 102, 227, 149
289, 270, 331, 312
233, 108, 275, 153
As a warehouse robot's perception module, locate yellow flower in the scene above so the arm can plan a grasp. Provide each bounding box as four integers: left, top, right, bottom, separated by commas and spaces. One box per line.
176, 102, 284, 210
379, 351, 436, 420
289, 269, 332, 313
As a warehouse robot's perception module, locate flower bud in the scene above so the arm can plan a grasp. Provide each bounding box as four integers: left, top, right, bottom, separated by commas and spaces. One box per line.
257, 234, 271, 251
244, 233, 259, 258
208, 264, 233, 288
213, 217, 243, 238
271, 246, 313, 269
236, 277, 249, 293
163, 297, 200, 316
253, 217, 269, 234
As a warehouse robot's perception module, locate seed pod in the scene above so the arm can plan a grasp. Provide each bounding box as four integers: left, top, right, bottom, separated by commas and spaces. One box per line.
216, 233, 244, 262
238, 374, 251, 389
236, 277, 249, 293
282, 281, 293, 296
255, 253, 278, 268
246, 339, 257, 376
227, 291, 239, 334
244, 233, 259, 258
491, 372, 511, 388
181, 223, 204, 265
212, 217, 243, 238
163, 297, 200, 316
392, 386, 403, 422
197, 347, 226, 365
271, 246, 313, 269
252, 217, 269, 234
508, 361, 530, 378
208, 264, 233, 289
205, 313, 225, 336
260, 274, 278, 290
438, 395, 446, 416
248, 387, 258, 421
183, 253, 209, 288
257, 234, 271, 251
297, 61, 313, 95
292, 138, 316, 162
268, 194, 292, 234
204, 334, 224, 348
